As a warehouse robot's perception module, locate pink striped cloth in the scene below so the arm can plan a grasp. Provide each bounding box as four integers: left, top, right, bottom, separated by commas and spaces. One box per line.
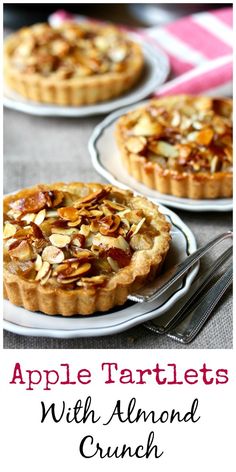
49, 7, 233, 97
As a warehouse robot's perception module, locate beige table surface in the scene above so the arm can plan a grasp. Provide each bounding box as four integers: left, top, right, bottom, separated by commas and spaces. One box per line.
3, 108, 233, 349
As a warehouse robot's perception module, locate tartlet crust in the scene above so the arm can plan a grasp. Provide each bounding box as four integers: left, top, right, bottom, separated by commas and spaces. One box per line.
4, 23, 144, 106
3, 182, 171, 316
116, 95, 232, 199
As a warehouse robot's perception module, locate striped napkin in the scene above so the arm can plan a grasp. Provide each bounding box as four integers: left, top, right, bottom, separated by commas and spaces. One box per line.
49, 7, 233, 97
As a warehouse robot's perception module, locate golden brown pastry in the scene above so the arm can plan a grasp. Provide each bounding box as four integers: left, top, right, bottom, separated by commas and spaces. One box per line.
3, 182, 171, 316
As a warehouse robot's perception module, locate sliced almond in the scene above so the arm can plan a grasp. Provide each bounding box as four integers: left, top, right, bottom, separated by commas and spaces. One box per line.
132, 113, 163, 137
107, 257, 119, 272
130, 233, 154, 251
131, 217, 146, 236
150, 141, 179, 158
46, 210, 58, 218
126, 136, 147, 154
49, 233, 71, 248
35, 261, 51, 281
34, 209, 46, 226
3, 222, 17, 239
42, 246, 65, 264
57, 206, 80, 221
34, 254, 43, 271
210, 156, 219, 173
77, 275, 107, 287
40, 269, 52, 286
188, 129, 214, 146
67, 218, 82, 227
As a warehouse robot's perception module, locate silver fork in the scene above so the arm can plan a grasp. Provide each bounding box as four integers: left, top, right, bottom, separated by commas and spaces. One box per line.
167, 263, 232, 343
144, 246, 233, 342
128, 230, 233, 303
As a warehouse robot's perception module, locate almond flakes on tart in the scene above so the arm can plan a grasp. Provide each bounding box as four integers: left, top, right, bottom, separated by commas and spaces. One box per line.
116, 95, 232, 199
4, 22, 144, 106
3, 182, 171, 316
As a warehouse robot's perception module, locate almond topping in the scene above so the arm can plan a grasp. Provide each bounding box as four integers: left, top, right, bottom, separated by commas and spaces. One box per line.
49, 233, 71, 248
57, 206, 80, 221
131, 217, 146, 236
9, 240, 33, 262
3, 222, 17, 239
40, 269, 52, 286
35, 261, 51, 281
77, 275, 107, 287
34, 254, 43, 271
126, 136, 147, 154
42, 246, 65, 264
34, 209, 46, 226
107, 257, 119, 272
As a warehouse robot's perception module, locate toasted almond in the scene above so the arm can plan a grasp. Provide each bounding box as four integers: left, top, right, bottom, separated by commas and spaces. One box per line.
77, 275, 107, 287
40, 269, 52, 285
57, 206, 80, 221
7, 209, 22, 220
57, 276, 81, 285
51, 227, 77, 235
34, 209, 46, 226
73, 186, 111, 207
131, 217, 146, 236
42, 246, 65, 264
126, 136, 147, 154
132, 113, 163, 137
21, 213, 36, 224
9, 240, 33, 261
49, 233, 71, 248
107, 257, 119, 272
151, 141, 179, 158
35, 261, 51, 281
67, 218, 82, 227
210, 155, 219, 173
130, 233, 154, 251
3, 222, 17, 239
117, 235, 130, 251
34, 254, 43, 271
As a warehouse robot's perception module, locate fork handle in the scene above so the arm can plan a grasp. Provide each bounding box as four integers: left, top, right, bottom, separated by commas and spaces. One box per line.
168, 264, 233, 344
130, 230, 232, 303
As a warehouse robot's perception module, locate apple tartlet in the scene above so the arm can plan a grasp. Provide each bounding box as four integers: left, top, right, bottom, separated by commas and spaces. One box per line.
4, 22, 144, 106
3, 183, 171, 316
116, 95, 232, 199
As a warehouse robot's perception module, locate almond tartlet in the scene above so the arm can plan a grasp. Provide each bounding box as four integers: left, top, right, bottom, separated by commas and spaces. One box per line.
3, 183, 171, 316
4, 22, 144, 106
116, 95, 232, 199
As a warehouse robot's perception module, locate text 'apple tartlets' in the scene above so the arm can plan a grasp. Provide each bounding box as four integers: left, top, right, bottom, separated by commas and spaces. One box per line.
3, 183, 171, 316
116, 95, 232, 199
4, 22, 144, 106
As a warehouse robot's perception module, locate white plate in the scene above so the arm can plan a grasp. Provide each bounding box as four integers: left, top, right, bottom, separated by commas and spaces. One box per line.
3, 204, 198, 338
89, 101, 233, 212
3, 38, 169, 117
